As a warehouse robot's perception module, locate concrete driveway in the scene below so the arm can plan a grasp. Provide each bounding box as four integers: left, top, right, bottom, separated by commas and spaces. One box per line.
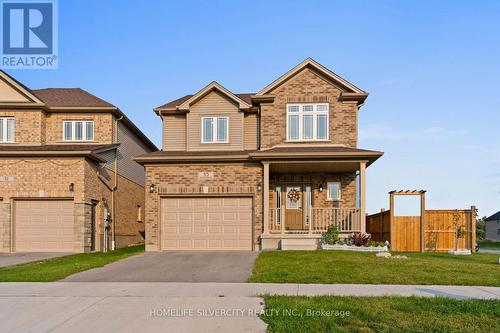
63, 251, 259, 282
0, 252, 71, 268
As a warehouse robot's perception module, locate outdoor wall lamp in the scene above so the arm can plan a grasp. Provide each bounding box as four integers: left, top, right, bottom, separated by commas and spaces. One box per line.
318, 184, 323, 192
69, 183, 74, 192
257, 183, 262, 192
149, 184, 156, 193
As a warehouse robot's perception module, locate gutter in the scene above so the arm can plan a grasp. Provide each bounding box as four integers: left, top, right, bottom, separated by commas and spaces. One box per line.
0, 150, 108, 163
111, 115, 124, 251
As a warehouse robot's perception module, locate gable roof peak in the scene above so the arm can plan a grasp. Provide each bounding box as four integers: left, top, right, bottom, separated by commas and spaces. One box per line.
256, 58, 367, 96
0, 70, 45, 105
175, 81, 252, 111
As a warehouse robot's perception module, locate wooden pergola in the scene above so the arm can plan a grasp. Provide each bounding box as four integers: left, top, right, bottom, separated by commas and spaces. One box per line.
389, 190, 426, 252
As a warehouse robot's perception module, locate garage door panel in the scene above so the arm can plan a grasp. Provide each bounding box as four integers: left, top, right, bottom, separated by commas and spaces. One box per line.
161, 197, 252, 251
15, 200, 74, 252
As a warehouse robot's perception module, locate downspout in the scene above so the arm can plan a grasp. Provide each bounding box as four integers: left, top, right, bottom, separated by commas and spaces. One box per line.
96, 164, 112, 252
112, 114, 124, 251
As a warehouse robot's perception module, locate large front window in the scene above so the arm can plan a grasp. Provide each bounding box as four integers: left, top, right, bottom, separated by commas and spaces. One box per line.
0, 117, 15, 143
286, 103, 329, 141
202, 117, 228, 143
63, 121, 94, 141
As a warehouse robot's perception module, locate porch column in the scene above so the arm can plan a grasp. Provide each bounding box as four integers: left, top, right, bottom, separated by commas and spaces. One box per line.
359, 162, 367, 233
262, 161, 270, 235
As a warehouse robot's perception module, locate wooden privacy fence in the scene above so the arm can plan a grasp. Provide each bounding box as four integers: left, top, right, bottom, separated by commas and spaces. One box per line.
366, 190, 477, 252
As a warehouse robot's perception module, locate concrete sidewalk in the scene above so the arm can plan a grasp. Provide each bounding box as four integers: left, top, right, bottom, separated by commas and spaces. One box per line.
0, 283, 498, 333
1, 282, 499, 299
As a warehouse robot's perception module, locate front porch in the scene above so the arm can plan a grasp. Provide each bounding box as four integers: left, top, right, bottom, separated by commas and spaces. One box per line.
257, 155, 369, 250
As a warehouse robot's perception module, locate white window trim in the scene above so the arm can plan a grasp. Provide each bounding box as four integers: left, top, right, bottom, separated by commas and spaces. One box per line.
286, 103, 329, 142
63, 120, 94, 142
327, 182, 341, 201
0, 117, 15, 143
201, 116, 229, 144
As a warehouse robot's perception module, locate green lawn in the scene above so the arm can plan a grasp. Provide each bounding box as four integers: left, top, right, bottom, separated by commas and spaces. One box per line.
0, 245, 144, 282
250, 251, 500, 286
479, 240, 500, 249
262, 296, 500, 333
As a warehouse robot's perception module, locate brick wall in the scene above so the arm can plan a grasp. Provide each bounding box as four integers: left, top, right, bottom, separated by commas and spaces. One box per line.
44, 112, 113, 144
269, 172, 357, 209
145, 162, 263, 250
84, 161, 145, 250
260, 68, 358, 148
0, 110, 44, 144
0, 157, 144, 252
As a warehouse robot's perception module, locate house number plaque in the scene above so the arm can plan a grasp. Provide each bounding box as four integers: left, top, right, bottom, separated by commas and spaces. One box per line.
198, 172, 214, 180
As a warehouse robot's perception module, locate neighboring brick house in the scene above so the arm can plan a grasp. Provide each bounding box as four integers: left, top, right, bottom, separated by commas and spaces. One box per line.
136, 58, 383, 251
485, 211, 500, 241
0, 71, 157, 253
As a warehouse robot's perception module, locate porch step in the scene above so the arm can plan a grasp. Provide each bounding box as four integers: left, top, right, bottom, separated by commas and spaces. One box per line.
281, 238, 318, 251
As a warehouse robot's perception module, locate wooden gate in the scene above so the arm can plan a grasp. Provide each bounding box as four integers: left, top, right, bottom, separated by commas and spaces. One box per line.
367, 190, 476, 252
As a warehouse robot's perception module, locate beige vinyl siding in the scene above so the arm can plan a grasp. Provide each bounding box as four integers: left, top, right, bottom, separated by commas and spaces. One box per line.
0, 79, 31, 102
187, 90, 243, 151
116, 122, 151, 186
244, 113, 259, 150
96, 149, 115, 170
163, 114, 186, 151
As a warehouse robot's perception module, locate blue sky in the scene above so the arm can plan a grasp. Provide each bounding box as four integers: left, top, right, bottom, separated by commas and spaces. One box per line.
7, 0, 500, 216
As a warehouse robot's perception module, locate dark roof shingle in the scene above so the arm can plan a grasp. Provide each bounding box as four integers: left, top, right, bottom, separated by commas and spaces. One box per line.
486, 211, 500, 221
32, 88, 116, 108
157, 93, 254, 110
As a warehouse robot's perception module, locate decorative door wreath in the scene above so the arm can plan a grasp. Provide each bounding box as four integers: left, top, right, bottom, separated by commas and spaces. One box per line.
287, 188, 301, 202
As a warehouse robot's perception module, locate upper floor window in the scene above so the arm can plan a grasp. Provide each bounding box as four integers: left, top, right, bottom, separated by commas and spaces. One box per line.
0, 117, 15, 143
202, 117, 228, 143
286, 103, 329, 141
63, 121, 94, 141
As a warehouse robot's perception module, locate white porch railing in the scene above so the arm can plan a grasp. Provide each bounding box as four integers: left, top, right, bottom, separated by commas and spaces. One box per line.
269, 208, 361, 234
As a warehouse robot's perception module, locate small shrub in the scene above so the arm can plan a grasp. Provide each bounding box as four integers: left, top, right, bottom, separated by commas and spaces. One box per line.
369, 241, 386, 247
322, 225, 340, 245
349, 232, 371, 246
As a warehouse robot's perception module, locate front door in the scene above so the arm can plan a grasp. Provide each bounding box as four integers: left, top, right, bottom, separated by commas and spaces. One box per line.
285, 186, 303, 230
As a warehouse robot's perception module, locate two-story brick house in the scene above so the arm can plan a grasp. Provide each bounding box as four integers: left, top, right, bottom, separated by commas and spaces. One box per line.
136, 58, 383, 251
0, 70, 157, 253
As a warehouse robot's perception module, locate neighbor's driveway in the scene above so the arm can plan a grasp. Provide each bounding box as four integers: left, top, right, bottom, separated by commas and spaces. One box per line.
0, 252, 71, 268
63, 251, 258, 282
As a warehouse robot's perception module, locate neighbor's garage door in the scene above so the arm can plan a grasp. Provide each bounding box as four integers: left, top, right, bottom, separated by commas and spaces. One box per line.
161, 197, 253, 250
15, 200, 74, 252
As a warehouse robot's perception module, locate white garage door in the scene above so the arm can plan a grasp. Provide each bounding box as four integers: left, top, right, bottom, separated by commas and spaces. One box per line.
15, 200, 74, 252
161, 197, 253, 251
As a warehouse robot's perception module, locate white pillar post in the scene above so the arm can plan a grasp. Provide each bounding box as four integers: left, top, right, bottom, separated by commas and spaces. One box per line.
359, 162, 367, 233
263, 161, 270, 235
